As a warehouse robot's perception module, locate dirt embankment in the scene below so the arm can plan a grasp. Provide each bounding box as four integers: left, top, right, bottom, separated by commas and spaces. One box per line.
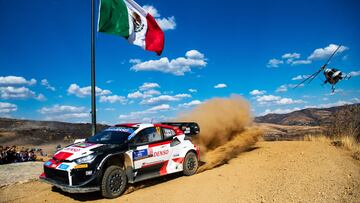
1, 141, 359, 203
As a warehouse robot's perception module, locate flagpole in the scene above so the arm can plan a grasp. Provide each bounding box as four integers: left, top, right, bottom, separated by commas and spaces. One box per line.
91, 0, 97, 135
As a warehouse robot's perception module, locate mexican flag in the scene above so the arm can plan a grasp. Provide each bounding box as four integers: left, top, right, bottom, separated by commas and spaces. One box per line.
98, 0, 165, 55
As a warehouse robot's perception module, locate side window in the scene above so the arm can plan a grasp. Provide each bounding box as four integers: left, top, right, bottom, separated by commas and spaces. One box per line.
133, 127, 162, 144
163, 128, 176, 139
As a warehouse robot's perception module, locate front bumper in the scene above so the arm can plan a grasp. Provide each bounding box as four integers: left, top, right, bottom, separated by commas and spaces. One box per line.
40, 163, 101, 193
39, 174, 100, 193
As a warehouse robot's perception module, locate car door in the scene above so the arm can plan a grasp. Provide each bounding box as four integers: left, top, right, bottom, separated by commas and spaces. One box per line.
131, 127, 172, 175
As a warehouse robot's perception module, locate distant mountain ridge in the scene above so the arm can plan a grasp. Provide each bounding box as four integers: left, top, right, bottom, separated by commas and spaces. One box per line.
255, 103, 360, 126
0, 118, 108, 145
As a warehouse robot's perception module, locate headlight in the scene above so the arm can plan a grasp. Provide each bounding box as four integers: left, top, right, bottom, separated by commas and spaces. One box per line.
75, 154, 96, 164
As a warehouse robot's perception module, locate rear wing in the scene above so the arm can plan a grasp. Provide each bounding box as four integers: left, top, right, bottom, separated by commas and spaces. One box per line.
161, 122, 200, 137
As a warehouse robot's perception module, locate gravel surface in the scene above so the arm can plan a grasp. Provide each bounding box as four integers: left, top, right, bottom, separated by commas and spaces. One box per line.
0, 162, 43, 188
0, 141, 359, 203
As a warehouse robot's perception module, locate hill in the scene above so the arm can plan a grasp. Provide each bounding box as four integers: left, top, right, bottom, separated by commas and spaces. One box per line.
255, 103, 360, 126
0, 118, 107, 145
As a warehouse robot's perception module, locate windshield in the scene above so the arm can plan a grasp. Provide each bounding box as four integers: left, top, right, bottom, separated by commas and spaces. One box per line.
87, 127, 137, 144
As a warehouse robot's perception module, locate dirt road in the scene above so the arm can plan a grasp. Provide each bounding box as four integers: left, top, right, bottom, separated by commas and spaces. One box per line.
1, 141, 359, 203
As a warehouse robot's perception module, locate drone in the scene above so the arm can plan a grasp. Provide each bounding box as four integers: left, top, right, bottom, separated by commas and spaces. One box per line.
294, 45, 351, 93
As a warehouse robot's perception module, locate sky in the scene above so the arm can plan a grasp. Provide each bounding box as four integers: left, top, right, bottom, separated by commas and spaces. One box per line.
0, 0, 359, 124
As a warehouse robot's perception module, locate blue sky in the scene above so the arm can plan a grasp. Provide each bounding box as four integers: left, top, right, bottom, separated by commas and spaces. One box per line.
0, 0, 359, 124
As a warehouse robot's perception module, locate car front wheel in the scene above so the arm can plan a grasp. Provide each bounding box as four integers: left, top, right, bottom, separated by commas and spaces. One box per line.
101, 165, 127, 199
183, 151, 198, 176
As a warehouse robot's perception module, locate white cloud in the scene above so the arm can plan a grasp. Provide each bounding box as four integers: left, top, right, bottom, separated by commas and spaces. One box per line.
188, 89, 197, 93
214, 83, 227, 89
39, 104, 87, 114
250, 89, 266, 95
147, 104, 171, 112
292, 75, 310, 80
282, 53, 300, 59
140, 94, 191, 105
256, 95, 281, 103
308, 44, 348, 60
139, 82, 160, 90
143, 5, 160, 17
276, 85, 288, 93
185, 50, 204, 59
36, 93, 47, 101
179, 100, 202, 108
105, 80, 113, 84
281, 53, 311, 65
67, 84, 111, 98
156, 16, 176, 31
128, 91, 146, 99
129, 59, 141, 64
276, 84, 304, 92
41, 79, 56, 91
348, 71, 360, 77
143, 5, 176, 31
39, 104, 89, 121
261, 107, 301, 115
127, 83, 161, 100
130, 50, 207, 76
0, 76, 36, 86
256, 94, 304, 105
119, 104, 170, 121
0, 102, 17, 113
275, 98, 304, 105
99, 95, 127, 104
267, 58, 284, 68
143, 89, 161, 96
0, 86, 46, 101
305, 100, 354, 109
291, 59, 312, 65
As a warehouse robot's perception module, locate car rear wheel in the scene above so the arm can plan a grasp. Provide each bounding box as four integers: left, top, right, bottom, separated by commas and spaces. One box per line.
183, 151, 198, 176
101, 165, 127, 199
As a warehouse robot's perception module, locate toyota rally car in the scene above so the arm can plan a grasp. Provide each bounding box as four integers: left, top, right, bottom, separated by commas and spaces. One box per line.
39, 122, 200, 198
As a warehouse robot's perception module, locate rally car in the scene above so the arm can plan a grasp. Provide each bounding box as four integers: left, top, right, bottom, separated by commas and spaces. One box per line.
39, 122, 200, 198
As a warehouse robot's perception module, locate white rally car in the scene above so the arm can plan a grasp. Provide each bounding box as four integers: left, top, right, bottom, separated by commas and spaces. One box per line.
40, 122, 200, 198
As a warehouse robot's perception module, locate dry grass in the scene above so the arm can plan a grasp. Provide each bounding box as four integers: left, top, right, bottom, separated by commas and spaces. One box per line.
304, 134, 360, 161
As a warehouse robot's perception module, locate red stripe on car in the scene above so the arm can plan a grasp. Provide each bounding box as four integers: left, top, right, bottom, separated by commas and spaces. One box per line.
172, 157, 184, 164
148, 140, 171, 148
159, 161, 169, 175
53, 151, 73, 161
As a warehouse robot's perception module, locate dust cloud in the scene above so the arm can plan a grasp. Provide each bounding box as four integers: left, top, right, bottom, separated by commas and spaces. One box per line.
177, 95, 263, 172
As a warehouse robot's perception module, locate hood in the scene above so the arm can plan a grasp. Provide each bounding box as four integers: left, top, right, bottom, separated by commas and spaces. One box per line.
53, 142, 104, 162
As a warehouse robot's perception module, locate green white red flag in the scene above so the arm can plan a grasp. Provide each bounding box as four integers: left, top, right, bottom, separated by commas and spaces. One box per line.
98, 0, 165, 55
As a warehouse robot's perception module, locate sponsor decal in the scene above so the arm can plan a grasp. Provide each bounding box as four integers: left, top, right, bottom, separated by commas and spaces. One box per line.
44, 161, 52, 167
58, 164, 69, 170
153, 149, 169, 157
50, 163, 57, 168
74, 143, 95, 148
74, 164, 88, 169
133, 149, 148, 160
105, 127, 134, 133
63, 147, 81, 152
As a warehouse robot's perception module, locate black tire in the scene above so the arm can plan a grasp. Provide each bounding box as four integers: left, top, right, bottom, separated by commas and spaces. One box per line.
183, 151, 198, 176
101, 165, 127, 199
